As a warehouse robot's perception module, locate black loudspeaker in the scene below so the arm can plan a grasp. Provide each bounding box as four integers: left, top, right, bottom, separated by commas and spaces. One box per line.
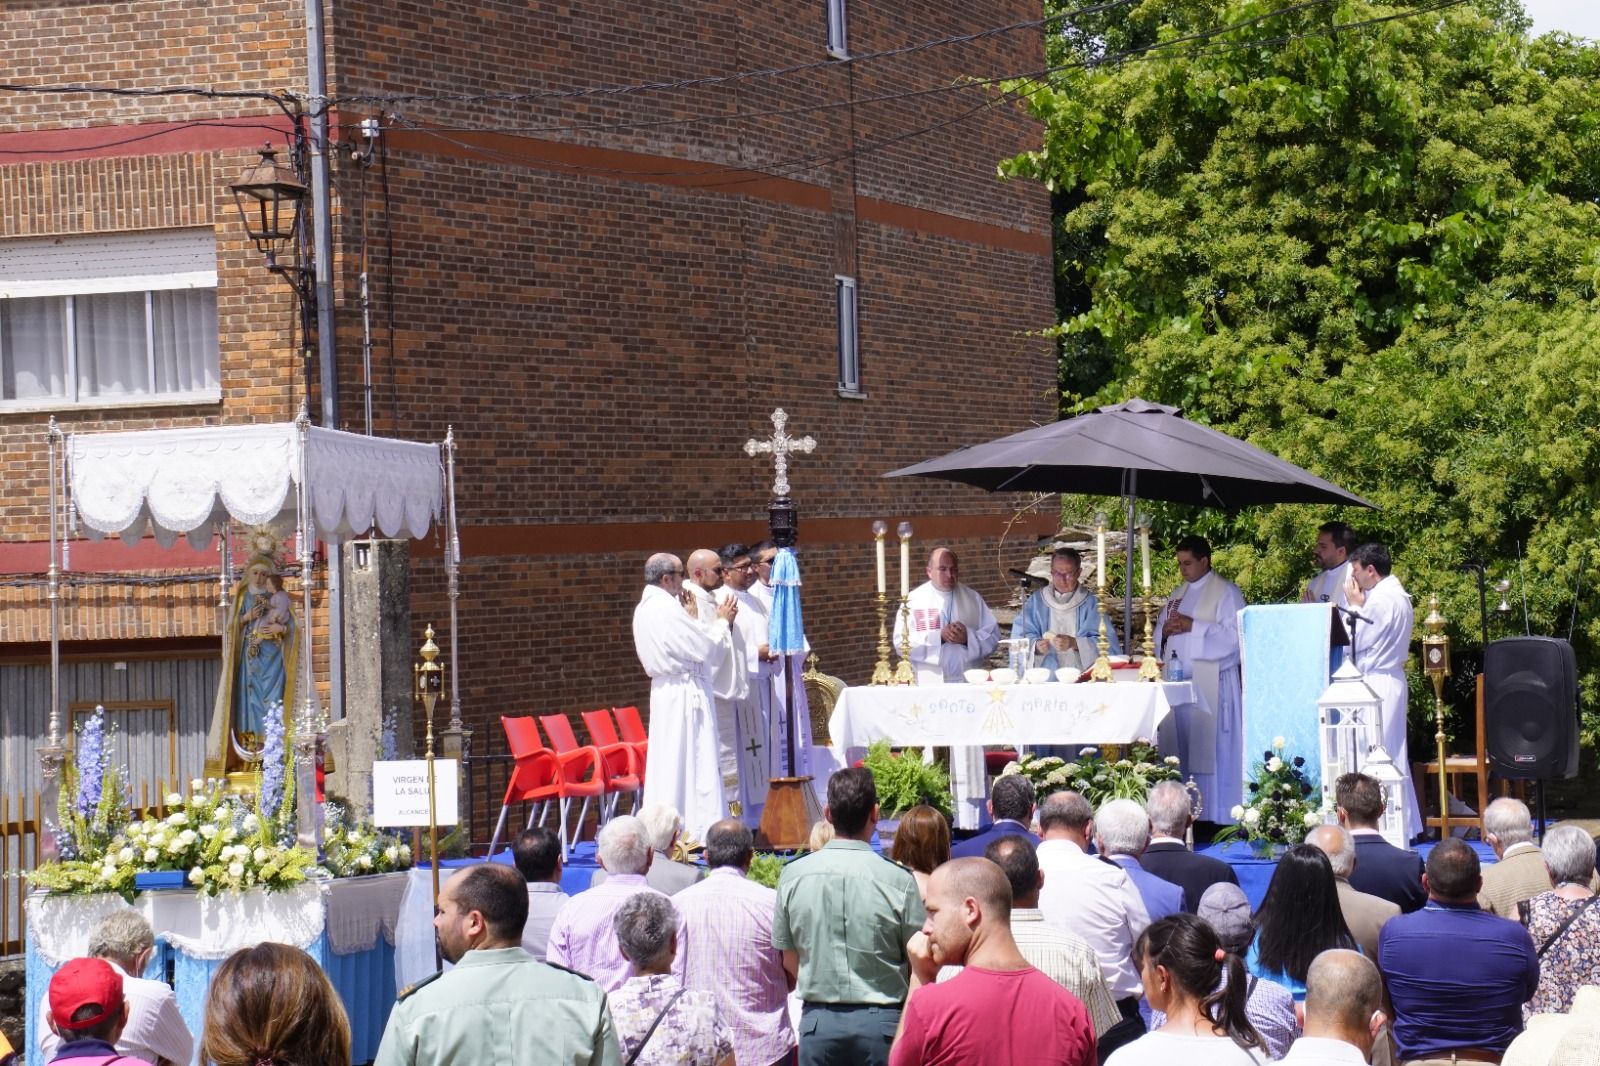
1483, 636, 1579, 780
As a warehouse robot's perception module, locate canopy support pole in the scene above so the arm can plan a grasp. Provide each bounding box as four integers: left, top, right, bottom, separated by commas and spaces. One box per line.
444, 427, 462, 733
38, 420, 68, 852
1123, 471, 1138, 644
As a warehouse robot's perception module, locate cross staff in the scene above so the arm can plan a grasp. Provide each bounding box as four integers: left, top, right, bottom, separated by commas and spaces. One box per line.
744, 408, 816, 497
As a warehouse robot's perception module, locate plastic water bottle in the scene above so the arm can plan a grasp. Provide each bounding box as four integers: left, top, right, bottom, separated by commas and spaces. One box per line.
1165, 650, 1183, 682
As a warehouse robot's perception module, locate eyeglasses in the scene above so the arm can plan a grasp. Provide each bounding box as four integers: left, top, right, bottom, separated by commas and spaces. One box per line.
662, 569, 684, 578
711, 566, 726, 574
729, 561, 756, 571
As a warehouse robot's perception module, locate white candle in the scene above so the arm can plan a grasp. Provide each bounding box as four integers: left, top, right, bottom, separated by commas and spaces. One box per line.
872, 521, 887, 595
1095, 513, 1107, 591
1141, 524, 1152, 591
898, 522, 913, 597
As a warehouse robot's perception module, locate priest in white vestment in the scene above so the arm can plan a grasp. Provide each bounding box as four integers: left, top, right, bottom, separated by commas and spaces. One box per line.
685, 549, 747, 815
1345, 541, 1420, 841
632, 553, 730, 842
891, 547, 999, 830
750, 541, 814, 780
1156, 536, 1247, 817
717, 543, 774, 822
1302, 520, 1355, 608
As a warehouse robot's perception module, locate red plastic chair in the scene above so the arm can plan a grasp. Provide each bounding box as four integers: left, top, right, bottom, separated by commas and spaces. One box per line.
613, 705, 649, 767
554, 711, 640, 819
536, 715, 613, 845
487, 715, 566, 860
581, 707, 646, 800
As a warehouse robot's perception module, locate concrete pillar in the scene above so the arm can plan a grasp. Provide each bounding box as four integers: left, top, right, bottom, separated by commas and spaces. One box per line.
326, 539, 414, 819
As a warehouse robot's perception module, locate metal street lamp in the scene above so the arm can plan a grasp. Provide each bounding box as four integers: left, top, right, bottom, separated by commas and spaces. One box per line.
230, 144, 307, 264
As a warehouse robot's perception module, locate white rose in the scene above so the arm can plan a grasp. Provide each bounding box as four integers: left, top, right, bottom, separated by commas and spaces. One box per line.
1229, 805, 1245, 820
165, 838, 185, 855
165, 792, 185, 806
118, 847, 134, 863
149, 830, 167, 847
188, 867, 205, 885
384, 846, 399, 863
399, 845, 412, 862
1243, 808, 1262, 825
179, 829, 197, 846
242, 814, 260, 832
1304, 811, 1323, 827
200, 825, 217, 840
143, 848, 159, 863
190, 778, 205, 792
1272, 736, 1286, 750
254, 847, 269, 864
228, 861, 246, 878
222, 827, 237, 842
1267, 757, 1284, 773
357, 854, 373, 869
101, 865, 118, 882
1164, 756, 1181, 766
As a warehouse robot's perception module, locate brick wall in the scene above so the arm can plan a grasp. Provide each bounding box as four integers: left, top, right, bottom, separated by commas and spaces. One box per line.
1, 1, 1060, 794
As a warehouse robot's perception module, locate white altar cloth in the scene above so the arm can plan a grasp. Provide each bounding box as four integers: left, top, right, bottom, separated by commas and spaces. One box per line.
829, 680, 1199, 754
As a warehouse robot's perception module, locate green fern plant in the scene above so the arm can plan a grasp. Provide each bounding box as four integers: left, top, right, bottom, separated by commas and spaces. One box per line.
860, 741, 952, 819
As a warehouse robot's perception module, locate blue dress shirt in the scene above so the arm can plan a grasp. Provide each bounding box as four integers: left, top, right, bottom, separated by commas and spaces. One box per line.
1377, 898, 1538, 1058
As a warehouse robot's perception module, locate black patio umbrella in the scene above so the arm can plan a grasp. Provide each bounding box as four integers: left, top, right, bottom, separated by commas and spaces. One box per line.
884, 398, 1374, 509
884, 397, 1375, 635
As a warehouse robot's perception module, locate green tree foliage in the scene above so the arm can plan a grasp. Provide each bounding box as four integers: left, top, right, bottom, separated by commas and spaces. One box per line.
1003, 0, 1600, 745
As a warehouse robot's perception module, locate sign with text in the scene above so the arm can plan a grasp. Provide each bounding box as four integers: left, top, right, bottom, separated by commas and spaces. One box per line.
372, 759, 459, 827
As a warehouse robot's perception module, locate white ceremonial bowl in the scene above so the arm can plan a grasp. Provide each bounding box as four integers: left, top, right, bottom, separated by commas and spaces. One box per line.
990, 668, 1019, 685
1056, 668, 1081, 683
963, 669, 990, 685
1024, 668, 1052, 684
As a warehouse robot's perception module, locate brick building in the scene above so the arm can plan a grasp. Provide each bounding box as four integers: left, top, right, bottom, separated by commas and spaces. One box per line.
0, 1, 1058, 823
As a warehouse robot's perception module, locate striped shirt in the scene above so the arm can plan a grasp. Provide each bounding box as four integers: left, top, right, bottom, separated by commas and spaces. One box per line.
546, 873, 681, 992
938, 909, 1122, 1038
675, 866, 796, 1065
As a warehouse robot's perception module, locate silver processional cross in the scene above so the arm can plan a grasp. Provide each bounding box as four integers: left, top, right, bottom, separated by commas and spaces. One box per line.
744, 408, 816, 497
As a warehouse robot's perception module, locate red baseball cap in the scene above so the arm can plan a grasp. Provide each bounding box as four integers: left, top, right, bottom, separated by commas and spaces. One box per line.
49, 958, 124, 1031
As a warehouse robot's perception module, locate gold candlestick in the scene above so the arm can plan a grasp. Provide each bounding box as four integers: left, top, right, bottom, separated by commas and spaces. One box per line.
872, 591, 893, 685
1421, 595, 1451, 838
1139, 592, 1163, 681
894, 595, 916, 685
1090, 512, 1114, 682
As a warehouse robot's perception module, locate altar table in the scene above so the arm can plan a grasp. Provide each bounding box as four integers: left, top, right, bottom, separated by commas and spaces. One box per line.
829, 679, 1200, 754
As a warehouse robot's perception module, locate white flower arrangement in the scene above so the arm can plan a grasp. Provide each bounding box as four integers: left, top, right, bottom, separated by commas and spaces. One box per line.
1214, 742, 1320, 847
321, 799, 415, 878
1003, 741, 1188, 808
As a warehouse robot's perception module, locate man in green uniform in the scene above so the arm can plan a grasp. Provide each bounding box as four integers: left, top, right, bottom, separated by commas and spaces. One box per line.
774, 766, 925, 1066
375, 862, 622, 1066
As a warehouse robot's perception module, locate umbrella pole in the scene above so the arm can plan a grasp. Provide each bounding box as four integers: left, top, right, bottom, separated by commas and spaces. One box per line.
1123, 474, 1138, 645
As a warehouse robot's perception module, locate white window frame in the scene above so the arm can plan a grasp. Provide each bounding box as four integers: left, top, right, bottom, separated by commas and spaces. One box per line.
826, 0, 849, 59
836, 274, 861, 396
0, 229, 222, 412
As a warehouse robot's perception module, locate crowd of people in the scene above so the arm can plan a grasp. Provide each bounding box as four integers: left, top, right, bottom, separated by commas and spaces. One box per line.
27, 767, 1600, 1066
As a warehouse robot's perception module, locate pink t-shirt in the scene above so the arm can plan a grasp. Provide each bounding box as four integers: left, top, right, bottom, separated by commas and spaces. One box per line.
890, 965, 1097, 1066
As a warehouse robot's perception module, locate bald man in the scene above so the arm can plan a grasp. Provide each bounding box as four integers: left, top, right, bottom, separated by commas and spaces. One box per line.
1283, 950, 1388, 1066
894, 859, 1095, 1066
893, 548, 998, 830
685, 548, 748, 814
1307, 824, 1400, 959
633, 552, 733, 841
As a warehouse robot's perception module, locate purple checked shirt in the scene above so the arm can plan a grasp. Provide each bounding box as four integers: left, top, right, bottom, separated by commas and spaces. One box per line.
545, 873, 683, 992
674, 866, 797, 1065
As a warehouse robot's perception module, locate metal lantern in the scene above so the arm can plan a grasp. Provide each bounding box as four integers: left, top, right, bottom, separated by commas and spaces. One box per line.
1359, 743, 1409, 848
1316, 656, 1384, 813
230, 144, 307, 257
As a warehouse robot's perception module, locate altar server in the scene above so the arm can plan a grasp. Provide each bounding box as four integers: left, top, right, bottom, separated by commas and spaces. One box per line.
633, 552, 729, 842
893, 547, 999, 830
1302, 521, 1355, 607
1016, 547, 1120, 673
1156, 536, 1247, 816
1344, 542, 1419, 841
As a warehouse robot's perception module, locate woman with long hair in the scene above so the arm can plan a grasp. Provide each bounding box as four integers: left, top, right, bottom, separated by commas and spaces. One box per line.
1107, 913, 1265, 1066
201, 942, 351, 1066
1249, 844, 1357, 999
891, 804, 951, 900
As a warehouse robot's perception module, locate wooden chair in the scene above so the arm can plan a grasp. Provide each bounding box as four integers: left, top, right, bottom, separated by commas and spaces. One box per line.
1413, 675, 1492, 834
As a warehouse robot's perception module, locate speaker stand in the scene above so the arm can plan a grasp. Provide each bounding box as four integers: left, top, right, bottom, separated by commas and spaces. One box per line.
1535, 780, 1548, 843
